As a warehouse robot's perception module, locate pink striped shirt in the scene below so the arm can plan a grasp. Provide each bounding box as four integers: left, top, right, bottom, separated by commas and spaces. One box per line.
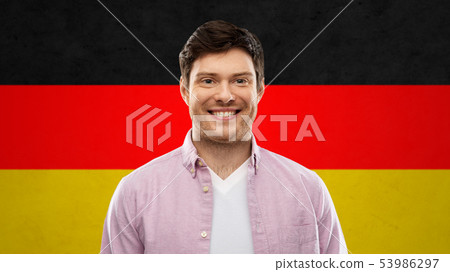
100, 130, 347, 253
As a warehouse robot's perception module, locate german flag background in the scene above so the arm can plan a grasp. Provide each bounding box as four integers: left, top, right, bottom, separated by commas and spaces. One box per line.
1, 0, 449, 253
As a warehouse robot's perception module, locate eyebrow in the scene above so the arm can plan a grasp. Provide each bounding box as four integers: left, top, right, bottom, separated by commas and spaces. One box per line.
194, 71, 254, 79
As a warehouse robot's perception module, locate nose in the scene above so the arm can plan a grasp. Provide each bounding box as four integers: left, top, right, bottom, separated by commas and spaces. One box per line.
214, 82, 235, 103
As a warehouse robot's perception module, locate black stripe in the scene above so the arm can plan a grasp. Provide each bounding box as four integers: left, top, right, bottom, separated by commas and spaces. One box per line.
1, 0, 449, 84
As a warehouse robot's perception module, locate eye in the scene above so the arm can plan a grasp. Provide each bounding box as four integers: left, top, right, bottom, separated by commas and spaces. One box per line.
235, 78, 248, 84
202, 79, 214, 84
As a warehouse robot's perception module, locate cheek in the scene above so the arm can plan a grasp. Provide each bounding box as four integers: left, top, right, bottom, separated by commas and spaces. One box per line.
233, 89, 250, 102
242, 92, 258, 109
190, 88, 211, 105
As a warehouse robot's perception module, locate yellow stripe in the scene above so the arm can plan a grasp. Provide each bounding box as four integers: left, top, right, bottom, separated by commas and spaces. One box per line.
0, 169, 449, 253
317, 170, 450, 254
0, 170, 131, 253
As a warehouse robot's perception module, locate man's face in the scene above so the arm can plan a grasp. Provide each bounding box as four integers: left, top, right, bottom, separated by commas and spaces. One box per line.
181, 47, 264, 144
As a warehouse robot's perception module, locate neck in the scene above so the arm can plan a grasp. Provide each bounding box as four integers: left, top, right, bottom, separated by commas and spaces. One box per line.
192, 135, 251, 180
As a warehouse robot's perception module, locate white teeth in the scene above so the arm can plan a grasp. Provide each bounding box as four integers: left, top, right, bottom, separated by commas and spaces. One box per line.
212, 111, 236, 117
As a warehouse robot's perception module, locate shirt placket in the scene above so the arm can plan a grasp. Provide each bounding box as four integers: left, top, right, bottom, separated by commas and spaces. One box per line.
247, 161, 271, 253
191, 158, 214, 253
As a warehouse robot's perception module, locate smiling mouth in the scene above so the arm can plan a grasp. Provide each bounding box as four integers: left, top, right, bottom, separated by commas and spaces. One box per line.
207, 110, 241, 117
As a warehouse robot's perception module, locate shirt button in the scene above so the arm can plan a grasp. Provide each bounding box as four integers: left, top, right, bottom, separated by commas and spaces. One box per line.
190, 168, 195, 173
197, 160, 203, 166
203, 186, 209, 193
201, 231, 208, 238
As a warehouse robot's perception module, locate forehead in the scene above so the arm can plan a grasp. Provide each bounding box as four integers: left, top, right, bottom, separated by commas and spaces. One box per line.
190, 47, 256, 78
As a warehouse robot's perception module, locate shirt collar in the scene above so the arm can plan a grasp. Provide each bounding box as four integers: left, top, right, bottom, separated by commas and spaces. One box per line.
181, 129, 261, 177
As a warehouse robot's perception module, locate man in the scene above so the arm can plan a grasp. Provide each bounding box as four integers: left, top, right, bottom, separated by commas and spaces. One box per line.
101, 20, 347, 254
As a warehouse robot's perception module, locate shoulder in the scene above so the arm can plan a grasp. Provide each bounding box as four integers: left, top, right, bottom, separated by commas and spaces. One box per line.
258, 147, 325, 193
118, 147, 184, 192
260, 148, 320, 183
258, 147, 333, 218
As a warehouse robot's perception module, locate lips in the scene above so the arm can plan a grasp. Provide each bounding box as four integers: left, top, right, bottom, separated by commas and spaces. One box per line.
207, 109, 241, 117
210, 111, 236, 117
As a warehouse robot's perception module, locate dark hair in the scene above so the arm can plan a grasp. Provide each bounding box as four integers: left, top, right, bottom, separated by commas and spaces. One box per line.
179, 20, 264, 90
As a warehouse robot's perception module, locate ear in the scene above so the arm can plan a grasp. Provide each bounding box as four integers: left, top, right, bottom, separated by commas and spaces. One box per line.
256, 78, 265, 104
180, 76, 190, 106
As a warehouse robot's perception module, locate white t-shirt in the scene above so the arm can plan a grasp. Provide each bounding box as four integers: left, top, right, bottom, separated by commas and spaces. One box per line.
208, 158, 254, 254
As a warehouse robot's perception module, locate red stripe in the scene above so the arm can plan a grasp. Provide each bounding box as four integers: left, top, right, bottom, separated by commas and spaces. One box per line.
0, 85, 449, 169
